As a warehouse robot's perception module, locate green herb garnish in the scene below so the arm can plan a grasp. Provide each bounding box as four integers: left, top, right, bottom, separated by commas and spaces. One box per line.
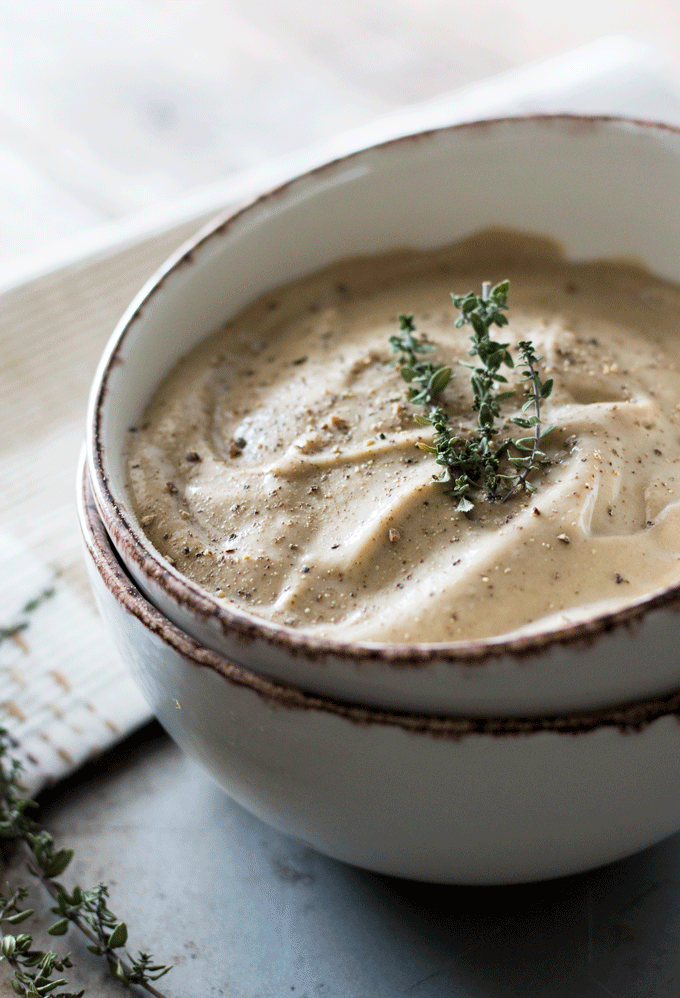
391, 280, 554, 511
389, 314, 452, 406
0, 589, 55, 648
0, 728, 172, 997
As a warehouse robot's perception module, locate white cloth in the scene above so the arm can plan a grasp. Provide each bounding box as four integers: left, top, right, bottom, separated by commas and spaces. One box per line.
3, 35, 680, 794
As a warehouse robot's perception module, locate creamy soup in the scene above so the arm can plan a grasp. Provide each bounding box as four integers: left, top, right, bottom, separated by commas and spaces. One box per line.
127, 231, 680, 643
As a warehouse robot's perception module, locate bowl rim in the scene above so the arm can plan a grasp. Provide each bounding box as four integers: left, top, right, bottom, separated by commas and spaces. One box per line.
79, 454, 680, 736
88, 111, 680, 669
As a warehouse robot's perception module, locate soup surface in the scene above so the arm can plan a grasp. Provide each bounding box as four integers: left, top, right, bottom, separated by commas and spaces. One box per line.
127, 231, 680, 642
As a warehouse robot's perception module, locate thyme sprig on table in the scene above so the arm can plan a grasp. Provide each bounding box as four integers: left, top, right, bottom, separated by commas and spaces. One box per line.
0, 728, 172, 997
0, 589, 55, 648
390, 280, 554, 511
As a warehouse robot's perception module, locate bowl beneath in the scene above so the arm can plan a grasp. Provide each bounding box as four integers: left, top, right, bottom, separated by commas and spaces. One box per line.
79, 454, 680, 884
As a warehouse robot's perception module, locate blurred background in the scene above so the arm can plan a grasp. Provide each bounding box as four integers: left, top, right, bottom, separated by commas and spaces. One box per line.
2, 0, 680, 274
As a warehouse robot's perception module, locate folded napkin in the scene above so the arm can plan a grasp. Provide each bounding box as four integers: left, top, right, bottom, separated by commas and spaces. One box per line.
3, 35, 680, 794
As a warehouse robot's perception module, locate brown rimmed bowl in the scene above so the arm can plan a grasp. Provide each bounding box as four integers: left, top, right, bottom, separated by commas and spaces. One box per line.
78, 453, 680, 884
86, 114, 680, 714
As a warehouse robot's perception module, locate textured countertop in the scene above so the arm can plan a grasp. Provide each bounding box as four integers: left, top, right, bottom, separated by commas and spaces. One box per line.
3, 723, 679, 996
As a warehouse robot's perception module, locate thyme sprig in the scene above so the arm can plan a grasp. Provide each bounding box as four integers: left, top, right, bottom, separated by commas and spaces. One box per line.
503, 340, 555, 501
391, 281, 554, 510
0, 728, 172, 997
1, 885, 81, 998
389, 314, 452, 406
0, 589, 55, 648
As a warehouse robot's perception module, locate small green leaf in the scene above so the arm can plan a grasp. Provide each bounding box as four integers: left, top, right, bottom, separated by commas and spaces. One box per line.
429, 366, 452, 394
45, 849, 73, 878
148, 965, 173, 980
541, 379, 554, 399
456, 496, 474, 513
35, 980, 67, 995
47, 919, 69, 936
108, 922, 128, 949
408, 388, 428, 404
2, 934, 16, 957
5, 909, 34, 925
110, 958, 129, 985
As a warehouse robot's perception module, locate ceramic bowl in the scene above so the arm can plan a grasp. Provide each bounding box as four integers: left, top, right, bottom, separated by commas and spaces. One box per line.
87, 114, 680, 715
78, 455, 680, 885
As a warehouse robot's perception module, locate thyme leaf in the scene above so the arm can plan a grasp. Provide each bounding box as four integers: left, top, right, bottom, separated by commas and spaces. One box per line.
390, 281, 554, 509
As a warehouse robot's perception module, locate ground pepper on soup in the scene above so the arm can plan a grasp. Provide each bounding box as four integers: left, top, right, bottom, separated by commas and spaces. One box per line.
127, 231, 680, 643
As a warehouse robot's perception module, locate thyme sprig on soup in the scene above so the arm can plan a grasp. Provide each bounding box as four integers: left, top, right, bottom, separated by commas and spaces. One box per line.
390, 279, 553, 511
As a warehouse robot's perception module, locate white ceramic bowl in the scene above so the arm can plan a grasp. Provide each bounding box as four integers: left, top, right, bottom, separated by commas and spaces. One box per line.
78, 455, 680, 885
87, 114, 680, 715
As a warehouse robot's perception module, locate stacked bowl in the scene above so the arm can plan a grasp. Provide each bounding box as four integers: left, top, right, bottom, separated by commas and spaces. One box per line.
80, 115, 680, 884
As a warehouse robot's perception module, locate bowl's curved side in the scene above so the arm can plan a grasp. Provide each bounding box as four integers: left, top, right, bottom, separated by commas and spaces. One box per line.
85, 114, 680, 715
78, 455, 680, 885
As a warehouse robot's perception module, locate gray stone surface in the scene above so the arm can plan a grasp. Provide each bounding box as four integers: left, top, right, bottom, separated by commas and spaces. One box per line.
3, 722, 680, 996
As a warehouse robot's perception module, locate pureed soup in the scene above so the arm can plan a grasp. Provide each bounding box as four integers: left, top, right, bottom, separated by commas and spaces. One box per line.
127, 231, 680, 643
